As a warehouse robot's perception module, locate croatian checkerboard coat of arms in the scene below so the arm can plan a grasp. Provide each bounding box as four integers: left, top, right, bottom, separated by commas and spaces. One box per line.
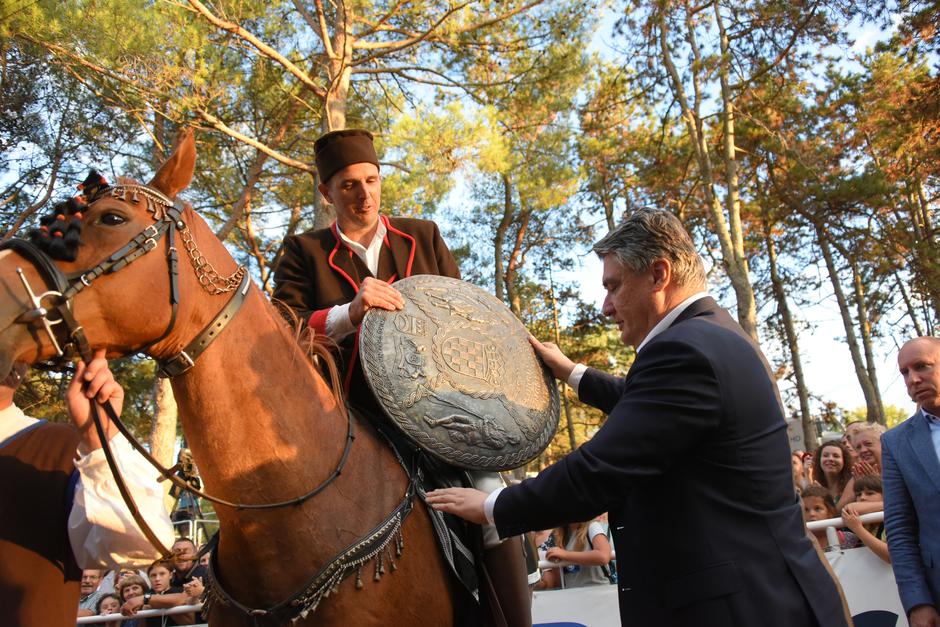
359, 275, 560, 470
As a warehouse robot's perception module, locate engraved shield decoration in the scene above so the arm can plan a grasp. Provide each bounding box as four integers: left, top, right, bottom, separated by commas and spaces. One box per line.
359, 275, 560, 470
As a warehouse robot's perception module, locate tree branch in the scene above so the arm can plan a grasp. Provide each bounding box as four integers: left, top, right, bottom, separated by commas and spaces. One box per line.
187, 0, 327, 98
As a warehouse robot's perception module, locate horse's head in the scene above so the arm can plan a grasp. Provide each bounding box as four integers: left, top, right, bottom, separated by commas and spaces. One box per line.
0, 129, 243, 379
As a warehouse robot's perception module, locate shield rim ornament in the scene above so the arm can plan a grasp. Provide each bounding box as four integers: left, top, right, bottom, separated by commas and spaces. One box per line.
359, 275, 560, 470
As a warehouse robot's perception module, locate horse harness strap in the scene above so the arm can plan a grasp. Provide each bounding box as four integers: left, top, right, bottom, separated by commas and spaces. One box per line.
204, 473, 419, 624
157, 271, 251, 378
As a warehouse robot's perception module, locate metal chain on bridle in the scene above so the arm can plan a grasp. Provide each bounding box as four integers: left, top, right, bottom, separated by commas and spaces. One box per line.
0, 180, 417, 622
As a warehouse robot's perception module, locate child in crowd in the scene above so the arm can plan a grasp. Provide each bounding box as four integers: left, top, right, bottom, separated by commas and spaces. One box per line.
544, 519, 613, 588
801, 486, 842, 548
96, 593, 121, 615
115, 574, 149, 627
143, 559, 200, 626
841, 475, 890, 564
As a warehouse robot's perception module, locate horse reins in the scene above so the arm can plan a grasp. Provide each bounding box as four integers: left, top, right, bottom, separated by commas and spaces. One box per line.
1, 182, 422, 622
0, 184, 355, 532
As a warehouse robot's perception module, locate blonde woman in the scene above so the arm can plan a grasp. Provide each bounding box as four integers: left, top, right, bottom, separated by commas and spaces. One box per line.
545, 519, 613, 588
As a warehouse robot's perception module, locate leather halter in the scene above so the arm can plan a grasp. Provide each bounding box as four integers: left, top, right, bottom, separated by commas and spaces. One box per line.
1, 186, 416, 621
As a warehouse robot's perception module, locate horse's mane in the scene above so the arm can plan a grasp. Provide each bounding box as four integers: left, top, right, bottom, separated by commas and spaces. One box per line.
268, 299, 348, 415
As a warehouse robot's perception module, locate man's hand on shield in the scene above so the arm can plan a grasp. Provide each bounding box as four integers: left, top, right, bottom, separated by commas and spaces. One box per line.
349, 277, 405, 325
528, 335, 576, 382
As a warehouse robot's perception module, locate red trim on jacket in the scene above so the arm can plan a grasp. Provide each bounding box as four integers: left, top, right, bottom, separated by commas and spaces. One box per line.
382, 215, 417, 278
307, 309, 330, 335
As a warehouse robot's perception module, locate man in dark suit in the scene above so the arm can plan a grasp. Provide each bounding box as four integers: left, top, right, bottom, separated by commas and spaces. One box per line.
883, 336, 940, 627
427, 210, 849, 627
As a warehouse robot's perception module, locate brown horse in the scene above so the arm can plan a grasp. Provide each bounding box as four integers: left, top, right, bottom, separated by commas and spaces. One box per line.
0, 130, 454, 625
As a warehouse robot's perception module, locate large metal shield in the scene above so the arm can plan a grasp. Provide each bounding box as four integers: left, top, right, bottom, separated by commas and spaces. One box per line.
359, 275, 560, 470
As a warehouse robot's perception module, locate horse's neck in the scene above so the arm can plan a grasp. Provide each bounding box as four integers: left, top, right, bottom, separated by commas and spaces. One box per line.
167, 288, 409, 603
170, 289, 347, 504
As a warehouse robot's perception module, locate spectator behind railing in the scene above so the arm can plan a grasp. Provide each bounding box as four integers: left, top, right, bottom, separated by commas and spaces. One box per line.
128, 559, 200, 626
792, 450, 810, 494
811, 441, 855, 511
115, 574, 149, 627
544, 519, 613, 589
850, 423, 886, 480
841, 475, 890, 564
78, 569, 106, 618
802, 486, 844, 547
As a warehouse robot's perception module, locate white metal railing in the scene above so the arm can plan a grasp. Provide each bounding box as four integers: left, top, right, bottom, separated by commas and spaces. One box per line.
805, 510, 884, 549
77, 604, 203, 624
535, 510, 886, 587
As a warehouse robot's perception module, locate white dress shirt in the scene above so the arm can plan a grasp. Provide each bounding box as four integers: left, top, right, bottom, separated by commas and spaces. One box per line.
0, 403, 174, 568
484, 292, 712, 525
325, 220, 389, 341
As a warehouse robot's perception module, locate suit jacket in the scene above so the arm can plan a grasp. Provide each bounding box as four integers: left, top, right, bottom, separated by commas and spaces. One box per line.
272, 215, 460, 403
494, 297, 847, 627
882, 409, 940, 614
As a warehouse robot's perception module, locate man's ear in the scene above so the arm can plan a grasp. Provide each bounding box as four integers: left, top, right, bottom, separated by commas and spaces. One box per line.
318, 182, 333, 205
650, 259, 672, 291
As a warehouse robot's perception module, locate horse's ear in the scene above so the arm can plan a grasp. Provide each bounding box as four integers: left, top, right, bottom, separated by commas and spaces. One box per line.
149, 128, 196, 199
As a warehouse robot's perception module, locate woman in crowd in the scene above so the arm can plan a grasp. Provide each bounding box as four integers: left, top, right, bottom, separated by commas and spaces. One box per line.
811, 441, 855, 510
544, 518, 613, 588
850, 423, 886, 478
115, 574, 149, 627
792, 450, 810, 493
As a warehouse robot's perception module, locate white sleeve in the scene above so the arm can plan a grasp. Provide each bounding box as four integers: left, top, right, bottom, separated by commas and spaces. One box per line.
326, 302, 357, 340
567, 364, 588, 395
68, 433, 174, 569
483, 487, 504, 526
587, 521, 606, 541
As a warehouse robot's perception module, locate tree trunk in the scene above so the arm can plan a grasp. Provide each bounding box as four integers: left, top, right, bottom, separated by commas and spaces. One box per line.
494, 174, 513, 303
658, 7, 759, 341
848, 256, 885, 424
151, 377, 178, 505
311, 0, 354, 229
549, 267, 578, 453
895, 275, 926, 337
764, 224, 816, 449
816, 225, 881, 421
505, 202, 532, 317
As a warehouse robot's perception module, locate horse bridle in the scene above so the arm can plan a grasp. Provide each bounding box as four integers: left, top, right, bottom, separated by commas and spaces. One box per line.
1, 184, 413, 621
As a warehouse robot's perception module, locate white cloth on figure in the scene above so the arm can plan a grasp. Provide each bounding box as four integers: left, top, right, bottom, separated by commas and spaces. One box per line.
0, 403, 173, 568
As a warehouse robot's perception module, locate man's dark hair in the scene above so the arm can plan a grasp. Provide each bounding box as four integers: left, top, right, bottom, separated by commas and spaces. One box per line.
593, 209, 706, 288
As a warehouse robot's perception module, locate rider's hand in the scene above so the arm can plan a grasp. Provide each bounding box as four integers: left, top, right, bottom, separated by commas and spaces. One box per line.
528, 336, 576, 382
66, 348, 123, 451
348, 277, 404, 325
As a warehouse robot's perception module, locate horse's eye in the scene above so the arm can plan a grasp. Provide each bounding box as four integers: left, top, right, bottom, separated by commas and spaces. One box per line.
100, 213, 127, 226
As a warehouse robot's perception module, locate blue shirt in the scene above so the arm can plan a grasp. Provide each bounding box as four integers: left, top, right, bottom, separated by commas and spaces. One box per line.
924, 410, 940, 466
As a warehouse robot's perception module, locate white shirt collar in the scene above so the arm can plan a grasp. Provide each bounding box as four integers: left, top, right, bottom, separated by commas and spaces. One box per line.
635, 292, 710, 354
335, 219, 387, 276
0, 403, 40, 444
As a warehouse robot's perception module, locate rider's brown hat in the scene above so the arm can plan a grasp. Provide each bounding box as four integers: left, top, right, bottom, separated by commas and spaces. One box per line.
314, 129, 379, 183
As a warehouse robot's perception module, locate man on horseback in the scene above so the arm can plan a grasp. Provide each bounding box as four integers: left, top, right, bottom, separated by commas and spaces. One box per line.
272, 128, 532, 627
0, 353, 173, 627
